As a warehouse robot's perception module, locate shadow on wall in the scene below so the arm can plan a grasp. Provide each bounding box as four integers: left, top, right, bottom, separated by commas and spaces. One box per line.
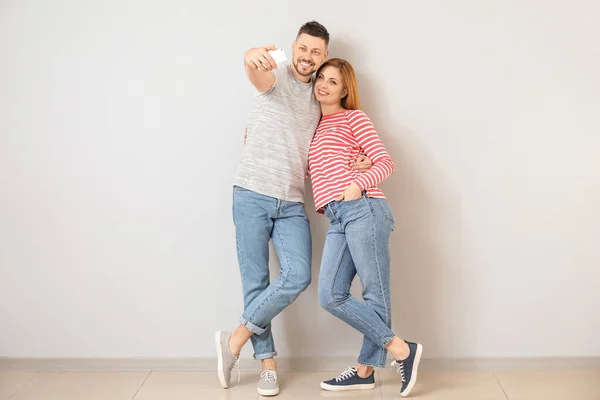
274, 38, 478, 361
356, 66, 477, 360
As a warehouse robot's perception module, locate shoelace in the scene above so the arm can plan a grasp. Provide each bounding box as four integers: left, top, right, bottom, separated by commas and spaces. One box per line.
335, 367, 358, 382
391, 360, 406, 382
261, 370, 278, 385
229, 355, 241, 384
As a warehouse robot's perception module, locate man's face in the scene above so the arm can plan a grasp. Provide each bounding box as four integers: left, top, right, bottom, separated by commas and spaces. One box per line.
291, 33, 328, 77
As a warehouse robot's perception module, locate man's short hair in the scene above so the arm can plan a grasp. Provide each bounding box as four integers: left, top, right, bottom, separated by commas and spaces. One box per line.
297, 21, 329, 47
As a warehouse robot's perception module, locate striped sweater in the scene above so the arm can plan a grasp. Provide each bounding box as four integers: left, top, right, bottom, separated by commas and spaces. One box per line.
308, 109, 395, 212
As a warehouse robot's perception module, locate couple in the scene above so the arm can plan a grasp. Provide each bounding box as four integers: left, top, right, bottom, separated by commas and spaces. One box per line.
216, 21, 423, 397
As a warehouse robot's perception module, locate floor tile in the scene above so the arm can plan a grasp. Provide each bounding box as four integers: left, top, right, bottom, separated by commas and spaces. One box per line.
379, 371, 507, 400
134, 371, 259, 400
0, 370, 37, 400
8, 371, 149, 400
494, 370, 600, 400
3, 368, 598, 400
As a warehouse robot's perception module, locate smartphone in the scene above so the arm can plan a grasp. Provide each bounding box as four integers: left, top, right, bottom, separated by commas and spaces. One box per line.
268, 48, 287, 64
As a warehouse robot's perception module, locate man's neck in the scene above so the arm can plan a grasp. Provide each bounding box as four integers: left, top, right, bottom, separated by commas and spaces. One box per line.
290, 63, 312, 83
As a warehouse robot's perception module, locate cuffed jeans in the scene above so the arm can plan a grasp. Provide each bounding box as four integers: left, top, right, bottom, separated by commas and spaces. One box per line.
318, 195, 396, 367
232, 186, 312, 359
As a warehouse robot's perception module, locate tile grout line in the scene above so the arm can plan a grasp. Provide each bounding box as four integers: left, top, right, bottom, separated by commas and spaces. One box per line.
492, 371, 510, 400
8, 370, 40, 400
131, 370, 153, 400
378, 370, 385, 400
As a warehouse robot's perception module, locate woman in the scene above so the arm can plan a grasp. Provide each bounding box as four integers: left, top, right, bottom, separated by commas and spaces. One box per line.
309, 58, 423, 397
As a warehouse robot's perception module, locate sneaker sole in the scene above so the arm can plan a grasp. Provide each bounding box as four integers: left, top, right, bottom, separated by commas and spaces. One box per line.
257, 386, 280, 396
215, 331, 229, 389
320, 382, 376, 391
400, 343, 423, 397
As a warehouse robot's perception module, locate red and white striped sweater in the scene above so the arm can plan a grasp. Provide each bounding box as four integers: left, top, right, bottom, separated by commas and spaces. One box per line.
308, 109, 395, 212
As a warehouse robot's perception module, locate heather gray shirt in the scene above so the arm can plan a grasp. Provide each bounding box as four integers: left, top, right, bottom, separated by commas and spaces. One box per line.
234, 64, 321, 203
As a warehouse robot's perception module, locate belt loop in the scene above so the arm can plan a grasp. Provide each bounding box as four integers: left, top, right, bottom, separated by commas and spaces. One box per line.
326, 201, 337, 220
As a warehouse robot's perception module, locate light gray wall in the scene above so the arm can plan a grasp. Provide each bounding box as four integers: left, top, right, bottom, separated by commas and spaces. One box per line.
1, 0, 599, 360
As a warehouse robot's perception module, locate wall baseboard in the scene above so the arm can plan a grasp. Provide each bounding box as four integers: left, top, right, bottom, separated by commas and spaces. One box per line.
1, 357, 599, 371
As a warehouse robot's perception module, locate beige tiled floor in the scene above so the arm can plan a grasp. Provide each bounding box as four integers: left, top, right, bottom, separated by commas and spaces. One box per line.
1, 369, 599, 400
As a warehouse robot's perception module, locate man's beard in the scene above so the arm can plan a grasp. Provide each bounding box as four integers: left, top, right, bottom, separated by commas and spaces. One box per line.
294, 58, 316, 76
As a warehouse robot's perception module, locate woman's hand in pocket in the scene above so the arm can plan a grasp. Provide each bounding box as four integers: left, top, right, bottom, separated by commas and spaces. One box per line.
336, 183, 362, 201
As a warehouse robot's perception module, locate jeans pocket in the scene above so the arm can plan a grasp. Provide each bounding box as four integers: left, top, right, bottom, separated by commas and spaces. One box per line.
341, 190, 367, 204
376, 200, 395, 227
342, 197, 364, 203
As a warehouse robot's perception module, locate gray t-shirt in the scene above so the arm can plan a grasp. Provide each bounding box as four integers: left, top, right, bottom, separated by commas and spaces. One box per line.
234, 65, 321, 203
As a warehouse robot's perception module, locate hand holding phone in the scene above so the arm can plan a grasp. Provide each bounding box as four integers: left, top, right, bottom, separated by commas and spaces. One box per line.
244, 45, 280, 71
268, 48, 287, 64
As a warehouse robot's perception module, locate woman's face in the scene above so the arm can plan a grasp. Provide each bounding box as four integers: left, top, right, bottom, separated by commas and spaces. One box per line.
314, 65, 347, 107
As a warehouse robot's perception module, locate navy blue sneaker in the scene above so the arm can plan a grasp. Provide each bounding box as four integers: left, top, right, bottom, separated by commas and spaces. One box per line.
320, 366, 376, 391
391, 341, 423, 397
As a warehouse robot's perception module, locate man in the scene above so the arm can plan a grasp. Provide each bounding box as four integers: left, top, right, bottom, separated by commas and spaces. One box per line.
216, 21, 371, 397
